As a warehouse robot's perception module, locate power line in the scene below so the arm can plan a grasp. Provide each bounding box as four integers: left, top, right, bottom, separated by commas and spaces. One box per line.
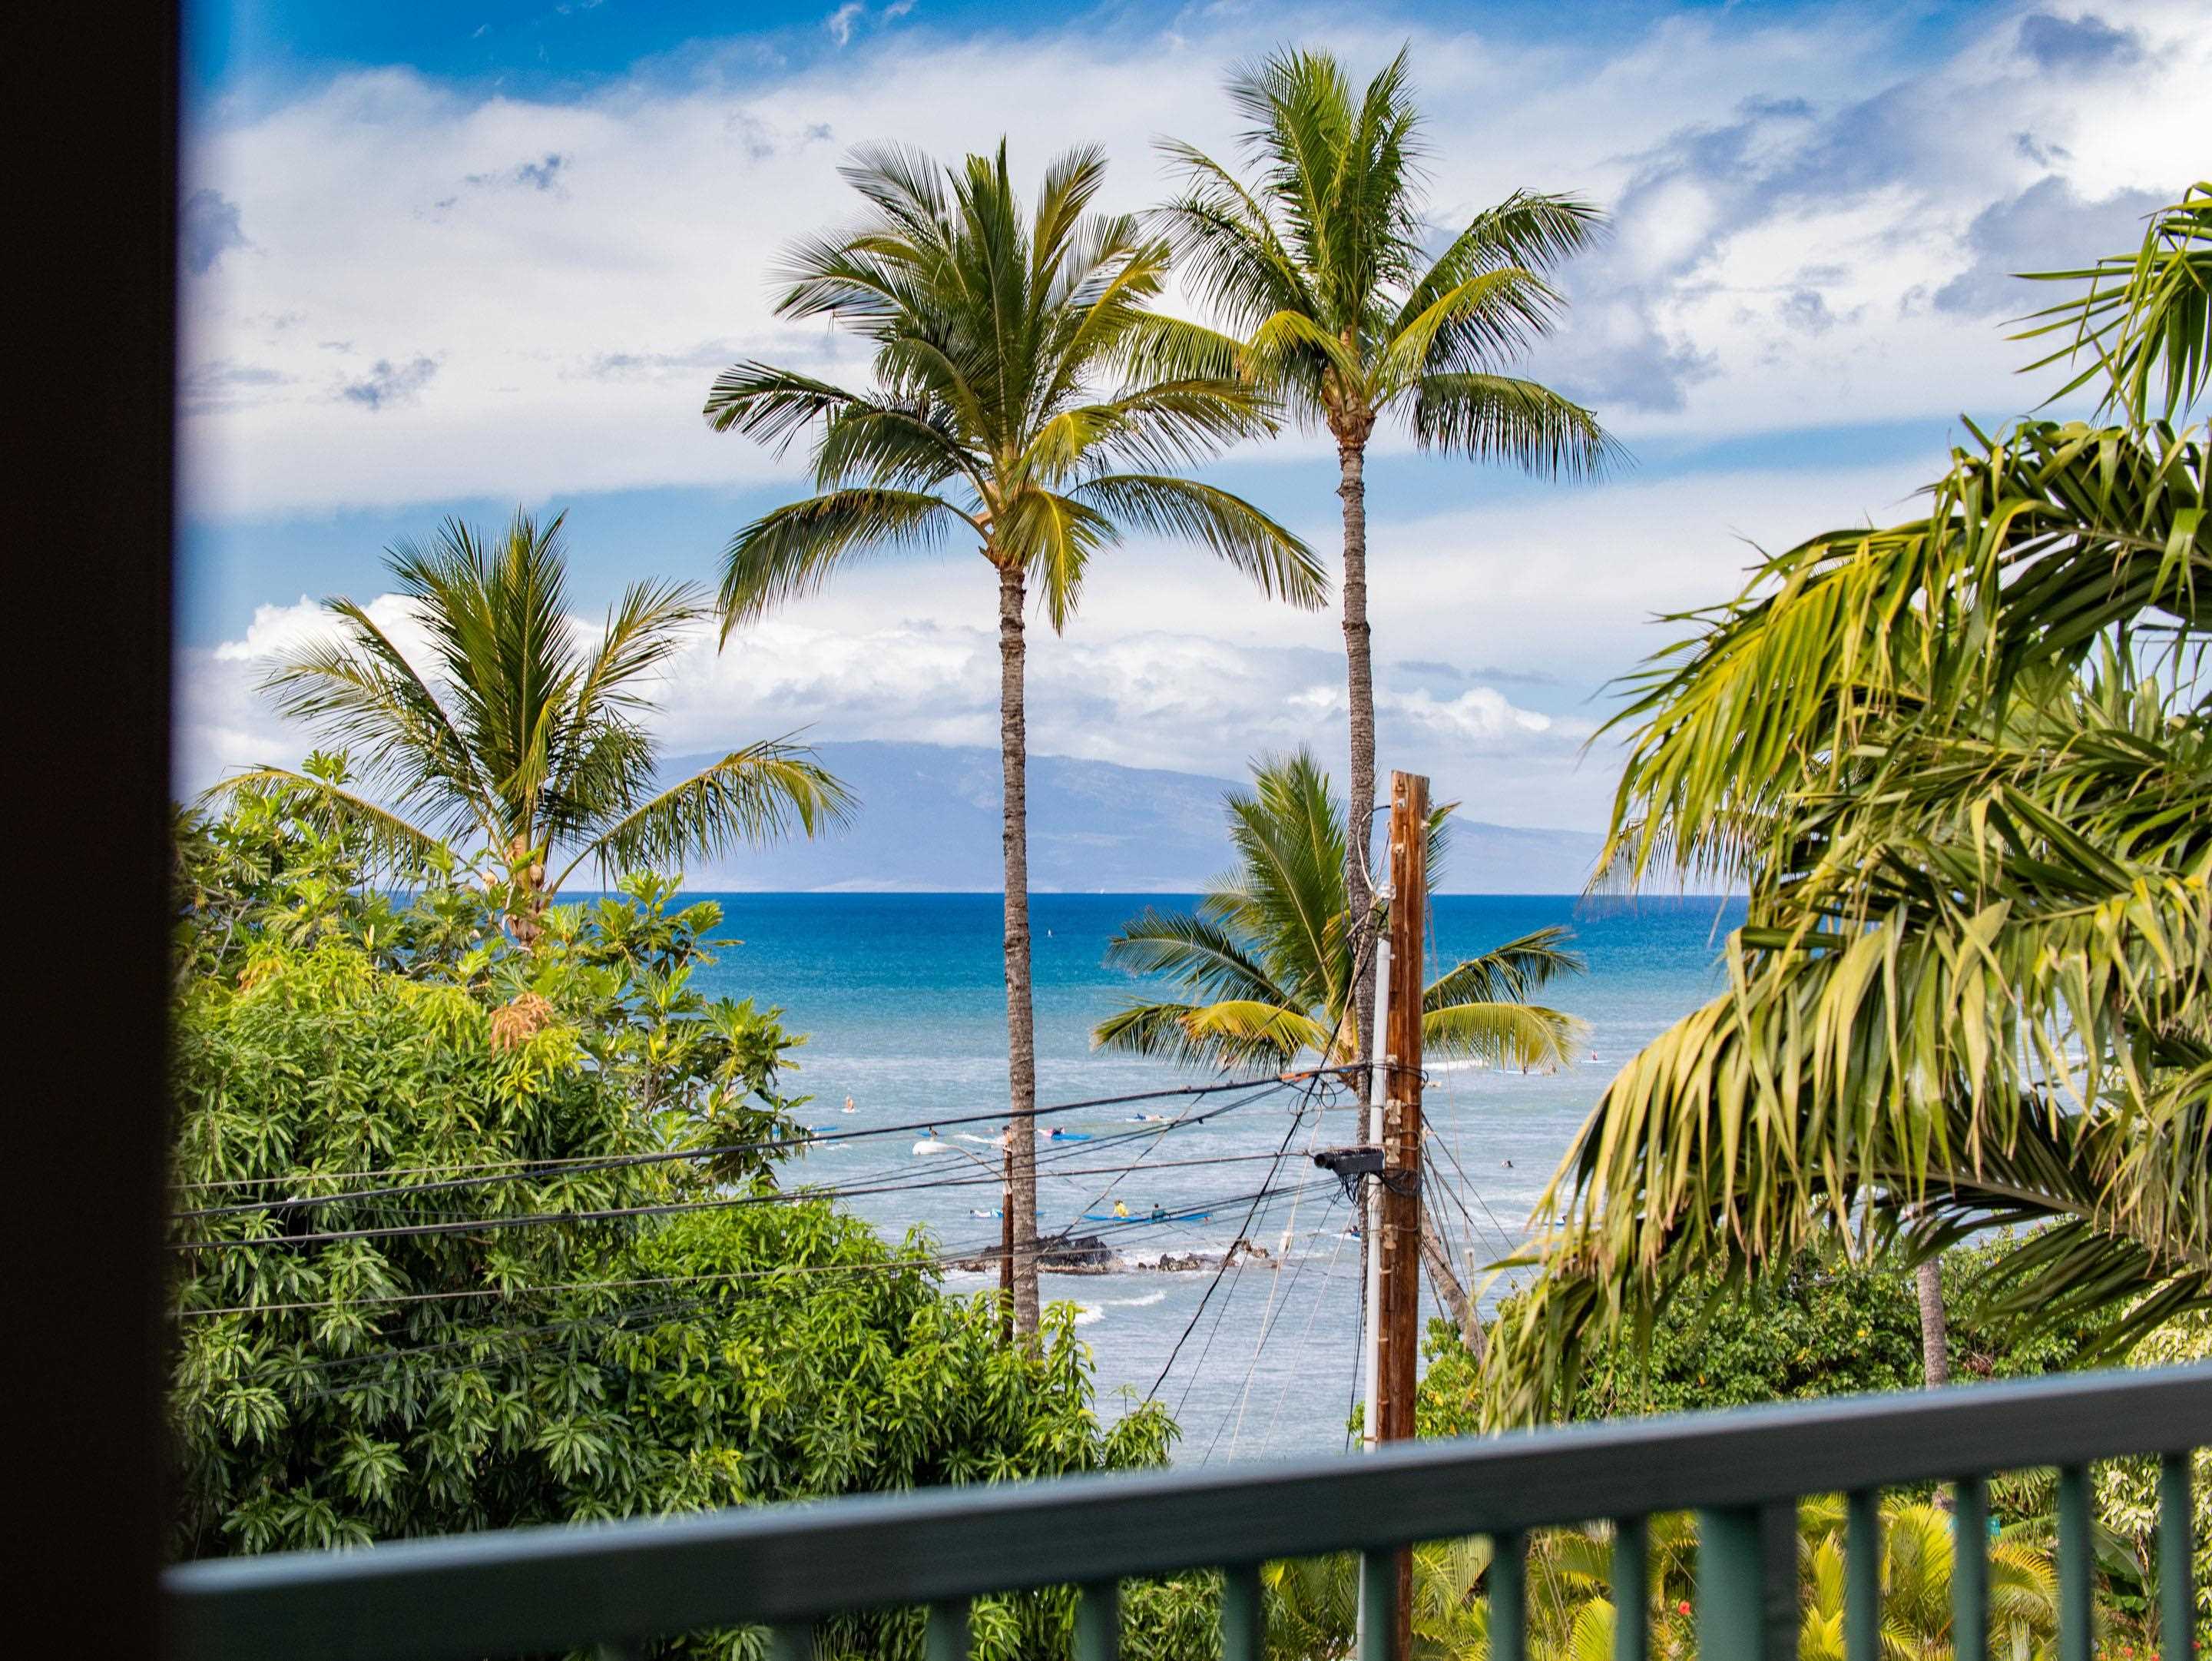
185, 1178, 1343, 1400
175, 1100, 1301, 1255
1210, 1103, 1335, 1464
1259, 1211, 1357, 1453
171, 1146, 1330, 1255
1144, 1072, 1323, 1404
174, 1171, 1339, 1321
171, 1073, 1321, 1218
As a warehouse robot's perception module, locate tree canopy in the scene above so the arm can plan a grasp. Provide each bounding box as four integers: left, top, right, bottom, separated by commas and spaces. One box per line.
1094, 750, 1584, 1073
166, 789, 1186, 1661
1481, 184, 2212, 1427
211, 511, 849, 946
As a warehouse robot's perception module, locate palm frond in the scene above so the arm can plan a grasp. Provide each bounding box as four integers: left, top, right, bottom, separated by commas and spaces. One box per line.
718, 489, 974, 633
1410, 372, 1620, 476
1422, 1000, 1583, 1069
1103, 909, 1296, 1007
565, 742, 854, 890
1091, 998, 1330, 1070
199, 768, 445, 874
2016, 181, 2212, 422
1071, 473, 1326, 608
1424, 927, 1588, 1005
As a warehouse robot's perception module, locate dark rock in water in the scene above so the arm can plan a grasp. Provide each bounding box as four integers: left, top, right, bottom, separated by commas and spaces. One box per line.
1039, 1233, 1116, 1271
1154, 1252, 1207, 1271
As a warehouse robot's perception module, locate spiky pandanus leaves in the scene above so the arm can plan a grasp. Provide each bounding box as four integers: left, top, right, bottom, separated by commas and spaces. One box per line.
207, 512, 850, 940
1094, 750, 1584, 1073
1482, 195, 2212, 1427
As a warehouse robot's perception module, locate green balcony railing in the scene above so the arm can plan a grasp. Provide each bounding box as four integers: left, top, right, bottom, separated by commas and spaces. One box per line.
164, 1366, 2212, 1661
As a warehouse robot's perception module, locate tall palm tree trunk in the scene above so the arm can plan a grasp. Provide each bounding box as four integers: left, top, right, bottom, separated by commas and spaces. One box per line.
1916, 1255, 1950, 1387
1339, 437, 1379, 1084
998, 557, 1041, 1339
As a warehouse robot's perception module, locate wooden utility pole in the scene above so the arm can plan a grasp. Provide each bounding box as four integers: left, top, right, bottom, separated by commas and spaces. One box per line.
1377, 771, 1428, 1661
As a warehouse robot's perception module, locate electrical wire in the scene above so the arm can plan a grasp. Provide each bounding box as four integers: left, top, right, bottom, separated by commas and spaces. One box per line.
169, 1143, 1328, 1255
1143, 1069, 1324, 1404
174, 1173, 1343, 1320
1207, 1096, 1333, 1462
1259, 1208, 1357, 1453
171, 1073, 1324, 1218
196, 1178, 1345, 1404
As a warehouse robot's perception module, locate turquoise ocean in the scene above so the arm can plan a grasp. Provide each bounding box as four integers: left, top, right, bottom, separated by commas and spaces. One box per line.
680, 893, 1742, 1465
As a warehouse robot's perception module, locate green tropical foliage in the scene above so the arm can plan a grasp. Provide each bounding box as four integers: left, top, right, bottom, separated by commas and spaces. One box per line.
209, 510, 848, 947
165, 789, 1204, 1661
707, 138, 1324, 1337
1157, 48, 1614, 479
2022, 179, 2212, 421
706, 141, 1323, 632
1259, 1499, 2064, 1661
1480, 189, 2212, 1427
1420, 1238, 2094, 1439
1093, 750, 1584, 1071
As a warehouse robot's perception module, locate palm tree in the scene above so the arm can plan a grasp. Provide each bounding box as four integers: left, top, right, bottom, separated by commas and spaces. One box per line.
1093, 749, 1583, 1345
1479, 188, 2212, 1428
1156, 47, 1617, 1094
214, 511, 849, 948
705, 142, 1326, 1338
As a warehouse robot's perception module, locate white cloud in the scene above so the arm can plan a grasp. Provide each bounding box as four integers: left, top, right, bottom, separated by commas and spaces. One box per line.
173, 450, 1931, 828
172, 1, 2212, 841
177, 2, 2212, 519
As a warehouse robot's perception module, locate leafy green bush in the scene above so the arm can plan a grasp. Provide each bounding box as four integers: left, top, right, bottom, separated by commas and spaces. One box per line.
167, 785, 1198, 1657
1419, 1239, 2098, 1440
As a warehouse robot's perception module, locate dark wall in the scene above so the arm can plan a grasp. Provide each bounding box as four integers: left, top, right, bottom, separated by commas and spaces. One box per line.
3, 3, 178, 1653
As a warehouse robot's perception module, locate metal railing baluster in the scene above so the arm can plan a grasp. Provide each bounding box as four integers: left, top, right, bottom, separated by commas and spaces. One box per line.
1698, 1504, 1796, 1661
1845, 1488, 1880, 1661
1611, 1516, 1647, 1661
926, 1600, 969, 1661
2057, 1464, 2092, 1661
1952, 1477, 1988, 1661
154, 1368, 2212, 1661
2162, 1452, 2194, 1661
1219, 1563, 1263, 1661
1490, 1530, 1528, 1661
1359, 1550, 1395, 1661
1075, 1580, 1120, 1661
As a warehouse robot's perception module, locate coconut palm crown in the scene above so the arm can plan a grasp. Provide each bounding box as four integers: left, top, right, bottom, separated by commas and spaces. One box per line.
705, 140, 1326, 1338
1094, 751, 1584, 1073
1155, 46, 1618, 1096
214, 510, 849, 946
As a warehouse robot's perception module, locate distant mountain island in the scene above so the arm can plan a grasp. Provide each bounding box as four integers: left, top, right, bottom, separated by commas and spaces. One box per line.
665, 741, 1604, 894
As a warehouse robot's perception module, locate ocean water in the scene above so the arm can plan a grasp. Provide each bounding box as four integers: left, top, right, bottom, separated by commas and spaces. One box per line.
683, 893, 1742, 1465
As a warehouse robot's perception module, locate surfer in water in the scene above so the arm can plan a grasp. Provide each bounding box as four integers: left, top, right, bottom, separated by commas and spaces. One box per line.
842, 1094, 856, 1113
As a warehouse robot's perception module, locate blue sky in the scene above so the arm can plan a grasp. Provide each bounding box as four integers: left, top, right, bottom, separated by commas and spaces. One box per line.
176, 0, 2210, 836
